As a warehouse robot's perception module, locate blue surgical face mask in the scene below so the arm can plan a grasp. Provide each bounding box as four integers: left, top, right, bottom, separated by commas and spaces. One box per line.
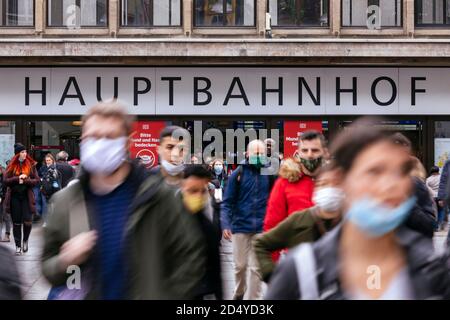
345, 196, 416, 238
214, 165, 223, 175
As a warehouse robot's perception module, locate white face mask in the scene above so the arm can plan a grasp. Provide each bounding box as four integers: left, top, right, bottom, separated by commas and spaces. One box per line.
161, 159, 184, 176
313, 187, 345, 213
80, 137, 128, 176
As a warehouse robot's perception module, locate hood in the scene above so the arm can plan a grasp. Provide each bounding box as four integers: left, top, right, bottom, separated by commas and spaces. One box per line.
278, 158, 303, 183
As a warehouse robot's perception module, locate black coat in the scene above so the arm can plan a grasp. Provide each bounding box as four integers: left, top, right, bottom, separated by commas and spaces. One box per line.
56, 161, 75, 188
404, 178, 437, 238
0, 245, 21, 300
266, 224, 450, 300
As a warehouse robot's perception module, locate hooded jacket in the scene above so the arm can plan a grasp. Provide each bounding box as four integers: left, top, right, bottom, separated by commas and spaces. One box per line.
263, 158, 315, 261
264, 158, 315, 233
42, 162, 207, 299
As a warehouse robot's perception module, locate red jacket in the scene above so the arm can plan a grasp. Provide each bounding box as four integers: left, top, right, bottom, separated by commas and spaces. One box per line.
263, 158, 315, 260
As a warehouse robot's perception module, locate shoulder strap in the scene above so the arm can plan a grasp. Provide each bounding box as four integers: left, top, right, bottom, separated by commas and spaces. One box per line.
234, 165, 244, 197
68, 182, 90, 238
293, 243, 319, 300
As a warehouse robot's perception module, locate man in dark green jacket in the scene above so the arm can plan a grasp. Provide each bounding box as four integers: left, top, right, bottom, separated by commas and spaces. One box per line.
42, 102, 206, 299
253, 165, 342, 282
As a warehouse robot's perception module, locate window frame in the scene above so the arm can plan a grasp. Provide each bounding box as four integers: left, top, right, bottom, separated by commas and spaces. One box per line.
0, 0, 35, 28
340, 0, 404, 28
415, 0, 450, 28
267, 0, 331, 29
46, 0, 109, 29
119, 0, 183, 28
193, 0, 257, 28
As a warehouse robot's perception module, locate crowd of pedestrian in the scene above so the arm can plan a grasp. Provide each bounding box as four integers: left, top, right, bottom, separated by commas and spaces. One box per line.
2, 100, 450, 300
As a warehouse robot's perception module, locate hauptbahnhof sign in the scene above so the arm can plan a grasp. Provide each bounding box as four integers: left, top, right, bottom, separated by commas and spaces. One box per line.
5, 67, 449, 115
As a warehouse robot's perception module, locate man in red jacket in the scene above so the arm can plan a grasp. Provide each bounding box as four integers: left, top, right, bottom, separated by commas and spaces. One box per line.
263, 131, 327, 261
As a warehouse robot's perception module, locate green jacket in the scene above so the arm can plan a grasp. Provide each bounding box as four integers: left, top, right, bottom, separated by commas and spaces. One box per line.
42, 164, 206, 299
253, 207, 338, 282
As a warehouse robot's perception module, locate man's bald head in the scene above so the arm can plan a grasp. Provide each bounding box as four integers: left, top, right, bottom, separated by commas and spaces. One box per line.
247, 140, 266, 157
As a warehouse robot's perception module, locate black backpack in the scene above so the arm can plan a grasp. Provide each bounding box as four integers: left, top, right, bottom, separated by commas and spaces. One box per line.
41, 166, 61, 199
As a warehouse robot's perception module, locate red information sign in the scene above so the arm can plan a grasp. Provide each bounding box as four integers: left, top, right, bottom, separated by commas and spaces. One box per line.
283, 121, 323, 158
130, 121, 166, 168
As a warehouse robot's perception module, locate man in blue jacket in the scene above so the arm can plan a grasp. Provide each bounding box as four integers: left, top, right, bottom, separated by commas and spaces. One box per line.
221, 139, 272, 300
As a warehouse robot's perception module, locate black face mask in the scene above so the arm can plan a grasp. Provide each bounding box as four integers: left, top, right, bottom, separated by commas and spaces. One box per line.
298, 156, 323, 173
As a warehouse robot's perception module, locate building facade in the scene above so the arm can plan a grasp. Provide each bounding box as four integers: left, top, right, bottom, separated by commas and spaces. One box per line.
0, 0, 449, 170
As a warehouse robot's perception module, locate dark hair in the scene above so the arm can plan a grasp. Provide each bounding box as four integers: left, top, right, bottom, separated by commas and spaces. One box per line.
430, 166, 440, 175
160, 125, 186, 141
299, 130, 327, 148
330, 117, 407, 174
390, 132, 412, 150
183, 165, 212, 180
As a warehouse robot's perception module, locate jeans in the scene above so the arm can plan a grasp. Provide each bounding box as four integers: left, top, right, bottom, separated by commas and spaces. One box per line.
33, 186, 47, 219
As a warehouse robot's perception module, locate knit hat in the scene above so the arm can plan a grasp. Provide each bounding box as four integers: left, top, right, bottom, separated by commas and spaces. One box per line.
14, 143, 26, 155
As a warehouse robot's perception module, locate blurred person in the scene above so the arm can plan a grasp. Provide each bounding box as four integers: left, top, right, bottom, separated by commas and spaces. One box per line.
40, 154, 61, 201
427, 166, 445, 231
4, 143, 39, 255
209, 158, 228, 232
0, 244, 21, 299
438, 158, 450, 228
266, 118, 450, 300
42, 102, 206, 300
181, 165, 222, 300
191, 154, 201, 165
68, 158, 81, 177
153, 126, 189, 189
210, 158, 228, 202
221, 139, 272, 300
390, 133, 436, 238
0, 164, 11, 242
254, 164, 342, 282
55, 151, 75, 188
264, 131, 327, 261
263, 138, 281, 176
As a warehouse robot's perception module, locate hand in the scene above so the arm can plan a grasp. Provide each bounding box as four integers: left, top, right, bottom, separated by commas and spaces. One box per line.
58, 231, 97, 271
19, 174, 27, 180
19, 179, 23, 184
223, 229, 232, 241
439, 200, 445, 208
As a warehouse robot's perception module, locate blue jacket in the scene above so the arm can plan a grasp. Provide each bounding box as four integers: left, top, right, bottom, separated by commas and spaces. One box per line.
220, 164, 271, 234
438, 160, 450, 201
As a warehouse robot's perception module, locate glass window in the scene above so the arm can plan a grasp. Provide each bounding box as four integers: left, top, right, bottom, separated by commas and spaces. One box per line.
0, 121, 15, 168
121, 0, 181, 27
194, 0, 255, 27
0, 0, 33, 26
435, 121, 450, 168
268, 0, 329, 27
342, 0, 402, 27
416, 0, 450, 26
29, 121, 81, 171
47, 0, 107, 27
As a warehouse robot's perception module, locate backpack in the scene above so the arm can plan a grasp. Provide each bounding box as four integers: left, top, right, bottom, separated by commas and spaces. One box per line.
235, 165, 277, 197
41, 166, 61, 199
